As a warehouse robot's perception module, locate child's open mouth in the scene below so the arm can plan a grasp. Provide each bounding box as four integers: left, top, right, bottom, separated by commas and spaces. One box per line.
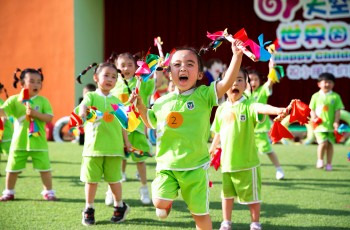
232, 89, 239, 93
179, 76, 188, 83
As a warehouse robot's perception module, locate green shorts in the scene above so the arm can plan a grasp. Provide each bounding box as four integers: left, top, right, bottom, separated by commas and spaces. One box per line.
152, 167, 210, 215
80, 156, 123, 183
221, 167, 261, 204
125, 131, 152, 162
255, 132, 273, 154
6, 150, 51, 172
0, 141, 11, 155
314, 132, 335, 144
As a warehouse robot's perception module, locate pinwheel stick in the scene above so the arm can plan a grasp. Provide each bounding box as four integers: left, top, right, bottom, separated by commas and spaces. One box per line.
224, 34, 258, 62
133, 76, 142, 108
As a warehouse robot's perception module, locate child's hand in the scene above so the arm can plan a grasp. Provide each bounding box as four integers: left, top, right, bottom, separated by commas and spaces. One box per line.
26, 107, 40, 118
124, 141, 132, 152
333, 122, 339, 131
79, 104, 87, 121
231, 39, 244, 56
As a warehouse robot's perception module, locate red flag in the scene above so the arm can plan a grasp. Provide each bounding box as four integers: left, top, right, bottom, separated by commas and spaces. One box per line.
233, 28, 249, 42
289, 100, 311, 125
269, 121, 294, 144
210, 147, 222, 171
334, 130, 344, 143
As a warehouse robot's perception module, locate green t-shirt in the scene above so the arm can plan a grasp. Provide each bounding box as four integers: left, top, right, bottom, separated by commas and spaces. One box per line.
80, 90, 125, 156
1, 94, 52, 151
0, 98, 13, 143
250, 82, 271, 133
111, 76, 155, 133
147, 83, 218, 170
309, 90, 344, 132
212, 96, 260, 172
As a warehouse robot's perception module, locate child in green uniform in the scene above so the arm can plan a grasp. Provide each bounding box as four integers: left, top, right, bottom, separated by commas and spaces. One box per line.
309, 72, 344, 171
0, 68, 57, 201
77, 62, 131, 225
209, 68, 289, 230
130, 41, 244, 230
106, 52, 162, 205
0, 83, 13, 176
247, 62, 285, 180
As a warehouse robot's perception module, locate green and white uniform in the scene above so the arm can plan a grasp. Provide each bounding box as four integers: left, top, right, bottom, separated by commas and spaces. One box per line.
79, 90, 125, 183
309, 90, 344, 144
250, 82, 273, 154
1, 94, 53, 171
111, 76, 155, 161
0, 98, 13, 155
148, 83, 218, 215
212, 96, 262, 204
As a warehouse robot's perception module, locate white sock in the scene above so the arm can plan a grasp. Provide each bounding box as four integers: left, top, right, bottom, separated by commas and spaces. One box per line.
86, 203, 94, 209
276, 166, 282, 171
221, 220, 232, 226
3, 189, 15, 195
251, 222, 261, 227
117, 200, 124, 207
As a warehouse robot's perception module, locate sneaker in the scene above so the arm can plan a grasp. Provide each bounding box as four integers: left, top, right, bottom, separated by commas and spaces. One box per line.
105, 189, 114, 206
121, 173, 127, 182
82, 207, 95, 226
276, 168, 285, 180
316, 159, 324, 169
0, 194, 14, 201
41, 190, 58, 201
111, 202, 130, 223
139, 186, 151, 205
219, 221, 232, 230
156, 207, 171, 219
325, 164, 332, 171
43, 193, 58, 201
250, 222, 262, 230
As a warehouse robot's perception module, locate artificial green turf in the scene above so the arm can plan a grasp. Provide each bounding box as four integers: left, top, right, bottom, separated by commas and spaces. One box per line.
0, 142, 349, 229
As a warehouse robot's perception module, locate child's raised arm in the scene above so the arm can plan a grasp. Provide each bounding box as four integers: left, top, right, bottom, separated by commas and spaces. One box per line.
0, 108, 5, 117
216, 40, 244, 98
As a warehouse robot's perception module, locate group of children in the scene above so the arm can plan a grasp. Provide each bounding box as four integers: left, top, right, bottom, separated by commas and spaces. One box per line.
0, 37, 345, 230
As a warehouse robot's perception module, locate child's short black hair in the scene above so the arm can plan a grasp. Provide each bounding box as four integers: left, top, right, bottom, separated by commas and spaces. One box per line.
318, 72, 335, 83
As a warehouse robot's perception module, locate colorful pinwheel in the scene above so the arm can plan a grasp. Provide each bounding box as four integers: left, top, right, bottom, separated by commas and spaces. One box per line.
111, 103, 141, 132
267, 65, 285, 83
206, 28, 272, 62
19, 88, 41, 137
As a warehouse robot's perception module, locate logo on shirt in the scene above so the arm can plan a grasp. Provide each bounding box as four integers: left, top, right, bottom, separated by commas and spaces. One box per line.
240, 114, 246, 122
186, 101, 195, 110
35, 106, 40, 111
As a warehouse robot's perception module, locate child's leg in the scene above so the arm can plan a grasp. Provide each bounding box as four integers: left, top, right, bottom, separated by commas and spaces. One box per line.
267, 151, 280, 167
248, 203, 260, 223
109, 182, 122, 205
85, 183, 98, 205
192, 214, 212, 230
136, 161, 147, 185
122, 159, 127, 174
326, 141, 334, 165
5, 172, 19, 190
40, 171, 53, 190
317, 141, 327, 161
222, 198, 234, 222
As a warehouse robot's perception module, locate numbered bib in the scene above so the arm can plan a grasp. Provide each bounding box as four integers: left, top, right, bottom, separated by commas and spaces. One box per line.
166, 112, 183, 128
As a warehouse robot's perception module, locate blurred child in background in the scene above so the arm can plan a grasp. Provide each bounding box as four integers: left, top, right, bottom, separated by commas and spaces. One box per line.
0, 68, 57, 201
310, 72, 344, 171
